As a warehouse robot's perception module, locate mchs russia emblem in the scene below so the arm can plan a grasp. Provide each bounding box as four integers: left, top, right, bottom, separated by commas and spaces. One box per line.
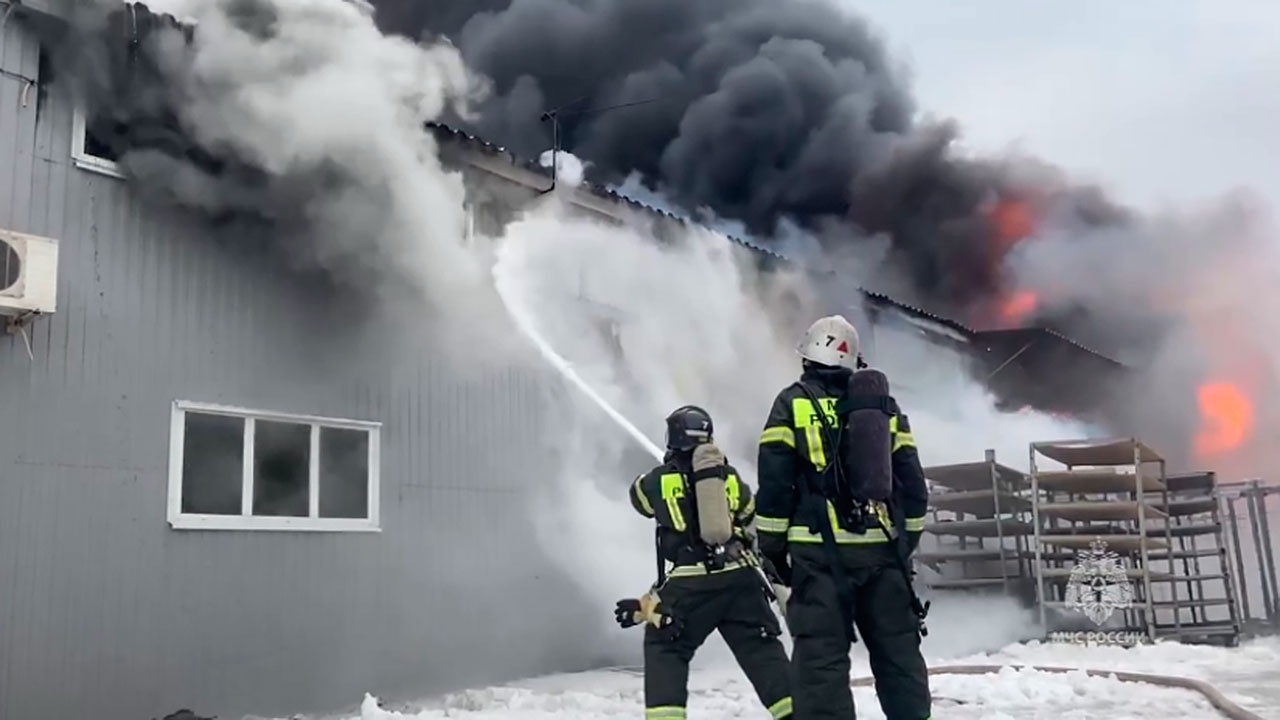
1064, 539, 1135, 625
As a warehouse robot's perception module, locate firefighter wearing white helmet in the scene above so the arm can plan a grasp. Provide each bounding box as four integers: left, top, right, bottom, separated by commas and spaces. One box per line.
795, 315, 863, 369
755, 315, 932, 720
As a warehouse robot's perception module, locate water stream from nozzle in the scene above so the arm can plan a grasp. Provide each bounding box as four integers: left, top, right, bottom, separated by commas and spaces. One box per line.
492, 260, 665, 464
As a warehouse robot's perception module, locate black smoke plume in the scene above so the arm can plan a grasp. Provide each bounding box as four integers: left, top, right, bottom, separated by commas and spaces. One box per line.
369, 0, 1279, 477
371, 0, 1135, 327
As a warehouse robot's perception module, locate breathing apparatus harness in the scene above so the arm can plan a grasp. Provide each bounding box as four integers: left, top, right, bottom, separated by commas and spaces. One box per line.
793, 380, 930, 643
649, 448, 782, 617
652, 447, 748, 585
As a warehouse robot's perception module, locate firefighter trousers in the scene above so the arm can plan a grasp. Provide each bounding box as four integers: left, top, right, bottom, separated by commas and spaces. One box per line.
787, 543, 931, 720
643, 566, 793, 720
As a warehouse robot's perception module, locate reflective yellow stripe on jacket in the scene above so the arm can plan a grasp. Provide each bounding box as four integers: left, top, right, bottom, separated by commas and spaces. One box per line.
756, 514, 790, 534
757, 426, 795, 535
759, 426, 795, 448
631, 474, 655, 517
791, 395, 895, 544
890, 415, 915, 452
757, 395, 914, 546
786, 498, 899, 544
725, 473, 741, 514
792, 396, 838, 469
666, 558, 753, 578
762, 408, 916, 459
658, 469, 758, 577
659, 472, 746, 533
660, 473, 687, 531
889, 416, 927, 533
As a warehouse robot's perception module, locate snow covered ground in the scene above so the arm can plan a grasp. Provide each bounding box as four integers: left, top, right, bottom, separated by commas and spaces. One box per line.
968, 637, 1280, 718
302, 632, 1280, 720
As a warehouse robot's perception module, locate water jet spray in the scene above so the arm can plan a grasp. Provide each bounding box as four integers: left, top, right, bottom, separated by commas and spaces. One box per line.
490, 231, 790, 617
492, 252, 665, 463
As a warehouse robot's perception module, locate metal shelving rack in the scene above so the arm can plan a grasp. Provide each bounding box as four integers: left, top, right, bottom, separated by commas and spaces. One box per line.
917, 450, 1035, 599
1220, 480, 1280, 637
1028, 438, 1178, 642
1149, 471, 1241, 645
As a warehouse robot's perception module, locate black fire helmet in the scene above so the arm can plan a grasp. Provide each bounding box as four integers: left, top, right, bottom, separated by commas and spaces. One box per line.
665, 405, 714, 452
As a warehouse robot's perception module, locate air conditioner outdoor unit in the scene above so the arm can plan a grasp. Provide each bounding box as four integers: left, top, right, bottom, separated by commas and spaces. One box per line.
0, 228, 59, 317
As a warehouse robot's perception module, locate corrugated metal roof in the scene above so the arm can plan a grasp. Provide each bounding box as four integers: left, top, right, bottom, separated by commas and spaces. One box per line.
425, 121, 788, 261
1038, 327, 1120, 364
860, 290, 978, 336
427, 126, 1003, 333
969, 327, 1128, 369
412, 124, 1135, 357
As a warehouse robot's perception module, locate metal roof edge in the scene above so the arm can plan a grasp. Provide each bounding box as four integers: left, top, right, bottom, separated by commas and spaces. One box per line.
969, 327, 1129, 369
426, 121, 788, 262
3, 0, 71, 21
859, 290, 978, 336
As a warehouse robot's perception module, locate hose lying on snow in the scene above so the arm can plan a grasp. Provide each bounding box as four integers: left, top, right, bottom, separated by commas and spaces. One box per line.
851, 664, 1264, 720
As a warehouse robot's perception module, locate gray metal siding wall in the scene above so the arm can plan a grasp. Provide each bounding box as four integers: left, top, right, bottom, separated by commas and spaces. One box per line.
0, 17, 591, 720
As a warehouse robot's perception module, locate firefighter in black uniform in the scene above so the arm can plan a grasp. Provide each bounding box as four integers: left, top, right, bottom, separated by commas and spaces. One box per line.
615, 405, 794, 720
755, 316, 932, 720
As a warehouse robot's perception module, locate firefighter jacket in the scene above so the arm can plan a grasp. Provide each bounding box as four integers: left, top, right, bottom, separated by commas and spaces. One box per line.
629, 454, 759, 579
755, 364, 929, 556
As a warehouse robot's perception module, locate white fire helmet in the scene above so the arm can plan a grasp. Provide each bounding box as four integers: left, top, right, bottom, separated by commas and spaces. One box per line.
796, 315, 861, 369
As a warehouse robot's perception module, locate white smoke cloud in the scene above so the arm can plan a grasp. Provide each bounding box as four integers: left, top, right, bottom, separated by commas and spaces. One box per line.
488, 198, 1093, 664
73, 0, 489, 340
492, 203, 797, 462
539, 150, 588, 188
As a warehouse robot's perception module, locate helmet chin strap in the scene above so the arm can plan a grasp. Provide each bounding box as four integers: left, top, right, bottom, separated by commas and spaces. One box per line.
664, 447, 697, 465
803, 358, 844, 371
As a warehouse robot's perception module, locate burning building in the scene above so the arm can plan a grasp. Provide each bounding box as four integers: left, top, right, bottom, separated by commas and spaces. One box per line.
0, 0, 1274, 718
0, 3, 611, 718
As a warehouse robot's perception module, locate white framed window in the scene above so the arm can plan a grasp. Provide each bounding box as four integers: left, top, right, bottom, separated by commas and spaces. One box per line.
71, 106, 128, 180
167, 400, 382, 532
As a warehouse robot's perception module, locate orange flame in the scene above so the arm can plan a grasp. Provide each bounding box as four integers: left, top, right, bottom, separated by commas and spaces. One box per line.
1185, 297, 1266, 465
989, 198, 1036, 249
1194, 382, 1254, 457
998, 290, 1039, 326
980, 196, 1042, 330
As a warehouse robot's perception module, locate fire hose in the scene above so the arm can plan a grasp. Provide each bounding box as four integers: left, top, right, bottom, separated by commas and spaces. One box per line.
851, 665, 1265, 720
604, 664, 1263, 719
